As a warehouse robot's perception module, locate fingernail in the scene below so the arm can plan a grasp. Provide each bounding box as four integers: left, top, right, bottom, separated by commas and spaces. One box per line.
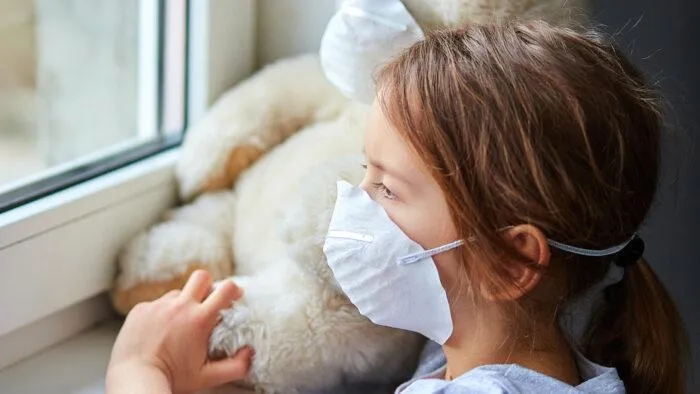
226, 282, 243, 298
237, 346, 254, 358
234, 285, 244, 298
215, 280, 237, 294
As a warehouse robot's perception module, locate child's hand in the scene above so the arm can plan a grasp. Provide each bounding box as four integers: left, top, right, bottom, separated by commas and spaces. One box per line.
106, 270, 253, 393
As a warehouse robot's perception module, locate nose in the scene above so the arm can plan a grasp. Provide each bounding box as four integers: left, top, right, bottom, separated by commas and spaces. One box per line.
358, 176, 374, 200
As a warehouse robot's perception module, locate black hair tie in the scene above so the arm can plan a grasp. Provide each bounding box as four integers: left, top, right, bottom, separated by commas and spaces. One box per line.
614, 235, 645, 268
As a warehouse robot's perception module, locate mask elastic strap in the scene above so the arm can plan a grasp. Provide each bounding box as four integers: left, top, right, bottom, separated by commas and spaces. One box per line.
399, 240, 465, 266
547, 235, 635, 257
398, 236, 636, 266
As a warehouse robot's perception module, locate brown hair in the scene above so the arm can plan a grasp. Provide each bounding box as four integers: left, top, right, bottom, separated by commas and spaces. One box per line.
376, 21, 688, 393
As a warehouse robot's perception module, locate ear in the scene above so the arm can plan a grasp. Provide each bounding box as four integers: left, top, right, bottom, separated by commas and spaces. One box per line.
483, 224, 551, 301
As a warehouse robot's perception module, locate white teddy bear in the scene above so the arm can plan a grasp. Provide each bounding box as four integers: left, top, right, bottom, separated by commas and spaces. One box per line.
111, 1, 587, 392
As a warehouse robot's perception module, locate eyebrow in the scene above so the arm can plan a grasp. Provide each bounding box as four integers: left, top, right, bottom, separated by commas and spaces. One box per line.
367, 158, 415, 186
362, 146, 416, 185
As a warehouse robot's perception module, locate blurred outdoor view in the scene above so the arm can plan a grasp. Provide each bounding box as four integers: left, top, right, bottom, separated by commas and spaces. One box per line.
0, 0, 141, 191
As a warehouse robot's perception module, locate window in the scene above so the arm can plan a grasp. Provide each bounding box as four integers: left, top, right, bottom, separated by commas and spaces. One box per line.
0, 0, 254, 371
0, 0, 187, 213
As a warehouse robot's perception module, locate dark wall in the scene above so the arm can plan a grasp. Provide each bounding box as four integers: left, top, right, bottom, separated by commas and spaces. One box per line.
590, 0, 699, 389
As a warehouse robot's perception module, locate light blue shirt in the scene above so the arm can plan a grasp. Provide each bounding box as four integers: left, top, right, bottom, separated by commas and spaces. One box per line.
395, 341, 626, 393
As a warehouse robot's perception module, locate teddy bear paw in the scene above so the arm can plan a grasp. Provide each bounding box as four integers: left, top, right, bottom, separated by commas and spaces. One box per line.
208, 298, 255, 359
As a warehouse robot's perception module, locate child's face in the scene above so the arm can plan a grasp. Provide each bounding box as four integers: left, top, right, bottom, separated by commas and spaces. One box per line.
360, 101, 460, 277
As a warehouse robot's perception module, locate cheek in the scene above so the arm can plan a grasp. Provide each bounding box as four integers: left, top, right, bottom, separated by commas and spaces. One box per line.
385, 200, 457, 250
361, 171, 458, 248
388, 203, 462, 290
411, 195, 457, 247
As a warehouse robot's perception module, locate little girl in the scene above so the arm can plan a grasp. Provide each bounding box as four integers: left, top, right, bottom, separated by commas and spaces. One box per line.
107, 21, 687, 394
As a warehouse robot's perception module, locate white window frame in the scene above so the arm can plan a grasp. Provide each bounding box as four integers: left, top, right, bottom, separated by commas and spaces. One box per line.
0, 0, 254, 371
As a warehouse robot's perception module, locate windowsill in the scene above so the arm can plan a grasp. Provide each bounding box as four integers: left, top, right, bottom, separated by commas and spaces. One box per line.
0, 149, 179, 351
0, 317, 256, 394
0, 319, 120, 394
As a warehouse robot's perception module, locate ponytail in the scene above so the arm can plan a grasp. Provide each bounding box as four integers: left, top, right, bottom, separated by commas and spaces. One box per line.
584, 259, 688, 393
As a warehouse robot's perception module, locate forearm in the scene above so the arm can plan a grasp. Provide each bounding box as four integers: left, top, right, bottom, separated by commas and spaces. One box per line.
106, 363, 172, 394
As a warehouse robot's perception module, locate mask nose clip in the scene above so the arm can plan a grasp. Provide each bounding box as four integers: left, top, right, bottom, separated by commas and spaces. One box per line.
327, 230, 374, 243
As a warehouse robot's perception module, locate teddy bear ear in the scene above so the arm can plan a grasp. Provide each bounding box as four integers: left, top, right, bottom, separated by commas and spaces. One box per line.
320, 0, 424, 103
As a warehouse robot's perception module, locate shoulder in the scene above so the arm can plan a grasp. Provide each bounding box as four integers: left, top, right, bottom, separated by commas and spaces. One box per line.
400, 345, 624, 394
400, 367, 521, 394
400, 361, 625, 394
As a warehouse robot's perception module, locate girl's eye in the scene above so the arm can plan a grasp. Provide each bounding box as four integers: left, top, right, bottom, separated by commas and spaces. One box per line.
373, 182, 397, 200
361, 163, 368, 169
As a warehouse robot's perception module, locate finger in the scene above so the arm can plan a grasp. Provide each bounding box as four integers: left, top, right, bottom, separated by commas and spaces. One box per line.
205, 280, 223, 299
199, 347, 253, 389
203, 280, 242, 318
161, 289, 180, 300
181, 270, 213, 302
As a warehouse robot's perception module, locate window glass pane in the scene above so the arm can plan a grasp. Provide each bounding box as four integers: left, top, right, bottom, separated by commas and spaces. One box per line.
162, 0, 187, 135
0, 0, 186, 199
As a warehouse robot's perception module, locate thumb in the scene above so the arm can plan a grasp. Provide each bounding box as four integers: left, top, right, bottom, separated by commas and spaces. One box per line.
200, 347, 253, 389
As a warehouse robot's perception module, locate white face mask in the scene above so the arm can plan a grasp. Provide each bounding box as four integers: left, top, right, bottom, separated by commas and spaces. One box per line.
319, 0, 425, 104
323, 181, 639, 346
323, 181, 461, 344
